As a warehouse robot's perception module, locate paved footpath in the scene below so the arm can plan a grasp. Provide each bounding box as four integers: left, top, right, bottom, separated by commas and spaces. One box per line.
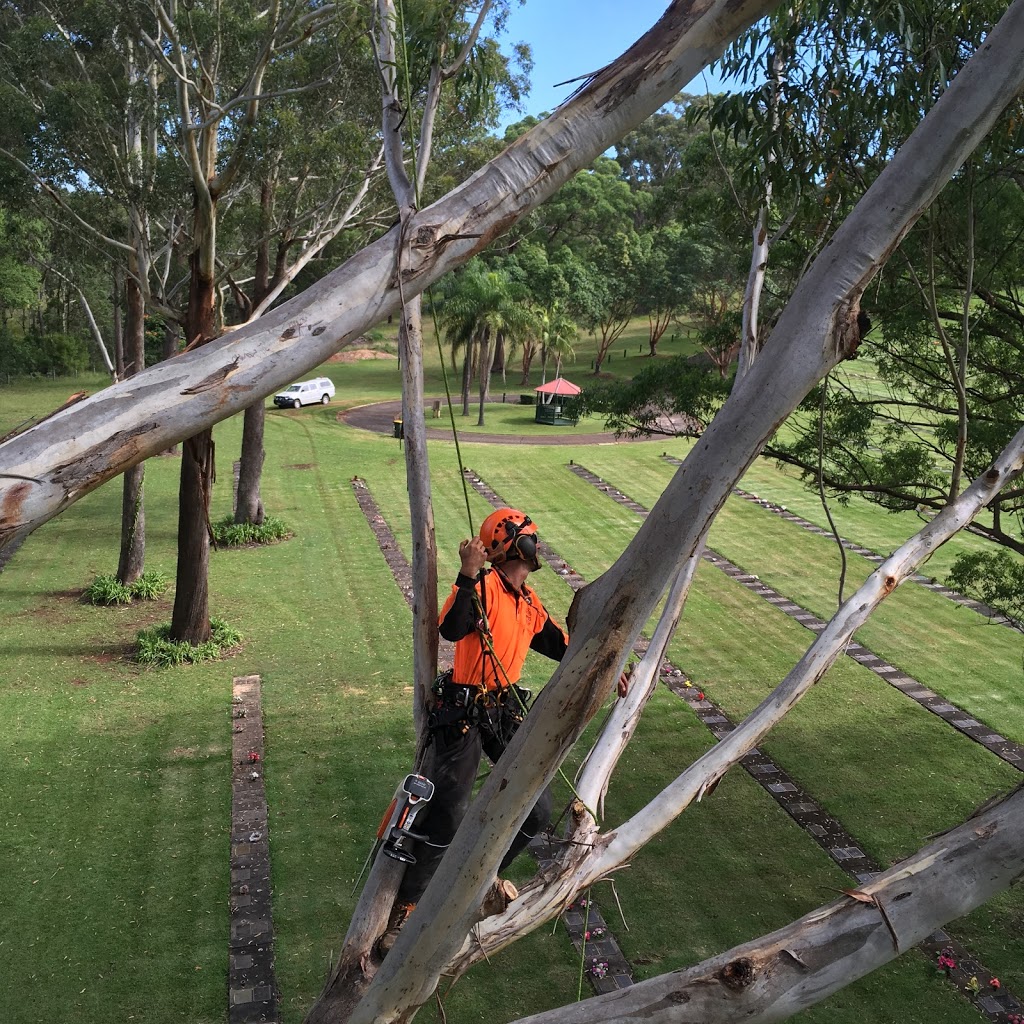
229, 674, 279, 1023
572, 463, 1024, 774
662, 453, 1022, 634
462, 468, 1023, 1020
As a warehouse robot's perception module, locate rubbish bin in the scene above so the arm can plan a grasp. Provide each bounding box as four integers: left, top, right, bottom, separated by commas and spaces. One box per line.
393, 418, 404, 439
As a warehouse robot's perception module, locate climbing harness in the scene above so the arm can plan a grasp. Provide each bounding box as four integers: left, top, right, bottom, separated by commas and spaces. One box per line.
427, 667, 533, 740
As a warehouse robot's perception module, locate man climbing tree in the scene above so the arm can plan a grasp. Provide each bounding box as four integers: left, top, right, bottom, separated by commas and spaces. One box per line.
381, 508, 568, 951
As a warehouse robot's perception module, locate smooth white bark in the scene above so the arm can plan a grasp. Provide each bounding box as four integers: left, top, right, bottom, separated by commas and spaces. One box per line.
509, 782, 1024, 1024
1, 0, 780, 549
351, 9, 1024, 1017
444, 421, 1024, 972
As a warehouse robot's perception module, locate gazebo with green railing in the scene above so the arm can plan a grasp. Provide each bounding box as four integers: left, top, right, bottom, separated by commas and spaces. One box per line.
533, 377, 581, 425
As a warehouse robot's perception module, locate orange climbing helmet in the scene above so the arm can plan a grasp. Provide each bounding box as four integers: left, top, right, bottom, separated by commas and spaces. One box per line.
479, 508, 540, 571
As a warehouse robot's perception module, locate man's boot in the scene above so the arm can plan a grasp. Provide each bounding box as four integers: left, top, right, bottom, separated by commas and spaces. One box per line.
378, 900, 416, 956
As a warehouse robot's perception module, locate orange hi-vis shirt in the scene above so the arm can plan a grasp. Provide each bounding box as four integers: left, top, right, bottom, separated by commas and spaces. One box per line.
439, 569, 568, 690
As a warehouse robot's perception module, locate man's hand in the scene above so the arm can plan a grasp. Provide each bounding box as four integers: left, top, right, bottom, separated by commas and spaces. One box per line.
459, 536, 488, 578
618, 670, 630, 698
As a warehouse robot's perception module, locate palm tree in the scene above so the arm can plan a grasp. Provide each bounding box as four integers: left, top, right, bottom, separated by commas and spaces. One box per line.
539, 305, 578, 385
439, 262, 537, 425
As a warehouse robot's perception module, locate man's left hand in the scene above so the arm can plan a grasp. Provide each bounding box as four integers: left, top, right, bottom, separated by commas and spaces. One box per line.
617, 671, 630, 698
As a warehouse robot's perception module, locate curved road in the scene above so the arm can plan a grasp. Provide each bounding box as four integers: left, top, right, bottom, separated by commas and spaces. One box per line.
339, 399, 660, 445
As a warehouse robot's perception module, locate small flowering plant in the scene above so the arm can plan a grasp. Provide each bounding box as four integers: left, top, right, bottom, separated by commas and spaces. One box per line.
588, 958, 609, 979
585, 927, 606, 941
989, 977, 1001, 989
1005, 1013, 1023, 1024
936, 948, 957, 975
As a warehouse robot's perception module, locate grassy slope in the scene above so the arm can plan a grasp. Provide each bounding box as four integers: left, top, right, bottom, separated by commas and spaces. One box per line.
1, 347, 1021, 1022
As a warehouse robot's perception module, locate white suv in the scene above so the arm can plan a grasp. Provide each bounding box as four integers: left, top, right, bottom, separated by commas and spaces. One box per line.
273, 377, 336, 409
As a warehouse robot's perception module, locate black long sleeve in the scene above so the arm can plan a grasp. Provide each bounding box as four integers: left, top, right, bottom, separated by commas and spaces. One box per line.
439, 573, 479, 641
530, 615, 568, 661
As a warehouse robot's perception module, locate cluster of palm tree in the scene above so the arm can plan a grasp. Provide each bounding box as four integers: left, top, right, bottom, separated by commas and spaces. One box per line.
435, 259, 577, 425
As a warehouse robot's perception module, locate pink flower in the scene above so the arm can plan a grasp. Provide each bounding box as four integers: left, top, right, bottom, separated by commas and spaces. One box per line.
990, 978, 1001, 989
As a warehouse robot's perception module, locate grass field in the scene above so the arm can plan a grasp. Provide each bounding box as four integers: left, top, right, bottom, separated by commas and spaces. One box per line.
1, 338, 1022, 1024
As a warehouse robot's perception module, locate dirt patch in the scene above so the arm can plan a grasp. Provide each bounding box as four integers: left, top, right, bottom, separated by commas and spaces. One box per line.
86, 645, 133, 665
285, 463, 315, 470
69, 678, 91, 687
52, 588, 86, 601
328, 347, 395, 363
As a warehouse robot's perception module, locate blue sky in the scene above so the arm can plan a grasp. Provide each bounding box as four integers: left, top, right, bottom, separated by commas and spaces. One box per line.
499, 1, 732, 125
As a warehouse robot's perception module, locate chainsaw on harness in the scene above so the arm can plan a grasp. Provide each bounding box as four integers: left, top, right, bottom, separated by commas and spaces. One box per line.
376, 773, 435, 863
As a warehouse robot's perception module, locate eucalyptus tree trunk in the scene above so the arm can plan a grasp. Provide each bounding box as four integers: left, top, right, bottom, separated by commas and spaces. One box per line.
112, 267, 124, 374
113, 36, 154, 586
376, 0, 439, 754
73, 284, 116, 378
170, 187, 219, 645
234, 401, 265, 526
117, 269, 147, 585
235, 179, 274, 527
461, 339, 473, 415
477, 325, 495, 425
737, 47, 784, 382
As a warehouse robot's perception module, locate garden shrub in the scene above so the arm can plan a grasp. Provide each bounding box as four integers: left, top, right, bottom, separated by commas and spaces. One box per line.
211, 513, 290, 547
85, 570, 169, 605
135, 617, 242, 667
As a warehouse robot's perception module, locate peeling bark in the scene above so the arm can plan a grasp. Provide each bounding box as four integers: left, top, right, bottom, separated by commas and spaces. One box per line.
509, 782, 1024, 1024
1, 0, 782, 547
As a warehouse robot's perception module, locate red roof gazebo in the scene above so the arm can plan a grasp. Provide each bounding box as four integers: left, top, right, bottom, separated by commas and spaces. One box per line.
533, 377, 581, 424
534, 377, 581, 398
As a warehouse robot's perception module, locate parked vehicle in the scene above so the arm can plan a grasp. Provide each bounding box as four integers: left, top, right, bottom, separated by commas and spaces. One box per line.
272, 378, 336, 409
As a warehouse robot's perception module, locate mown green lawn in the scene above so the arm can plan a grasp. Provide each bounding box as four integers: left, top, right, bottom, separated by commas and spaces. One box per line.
1, 361, 1021, 1024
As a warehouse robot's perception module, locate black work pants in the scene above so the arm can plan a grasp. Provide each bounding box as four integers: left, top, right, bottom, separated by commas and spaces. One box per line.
397, 705, 553, 904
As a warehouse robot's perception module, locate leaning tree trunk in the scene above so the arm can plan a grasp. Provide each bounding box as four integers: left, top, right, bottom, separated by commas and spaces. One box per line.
1, 0, 789, 545
116, 269, 147, 585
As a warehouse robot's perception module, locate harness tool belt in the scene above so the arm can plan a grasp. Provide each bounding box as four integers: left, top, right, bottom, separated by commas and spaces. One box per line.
428, 670, 532, 735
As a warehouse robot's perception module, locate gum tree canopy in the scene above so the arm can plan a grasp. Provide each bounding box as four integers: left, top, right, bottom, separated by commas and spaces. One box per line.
3, 2, 1024, 1024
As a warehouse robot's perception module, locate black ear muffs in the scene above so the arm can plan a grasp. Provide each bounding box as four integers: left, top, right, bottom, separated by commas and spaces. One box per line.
514, 534, 541, 571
